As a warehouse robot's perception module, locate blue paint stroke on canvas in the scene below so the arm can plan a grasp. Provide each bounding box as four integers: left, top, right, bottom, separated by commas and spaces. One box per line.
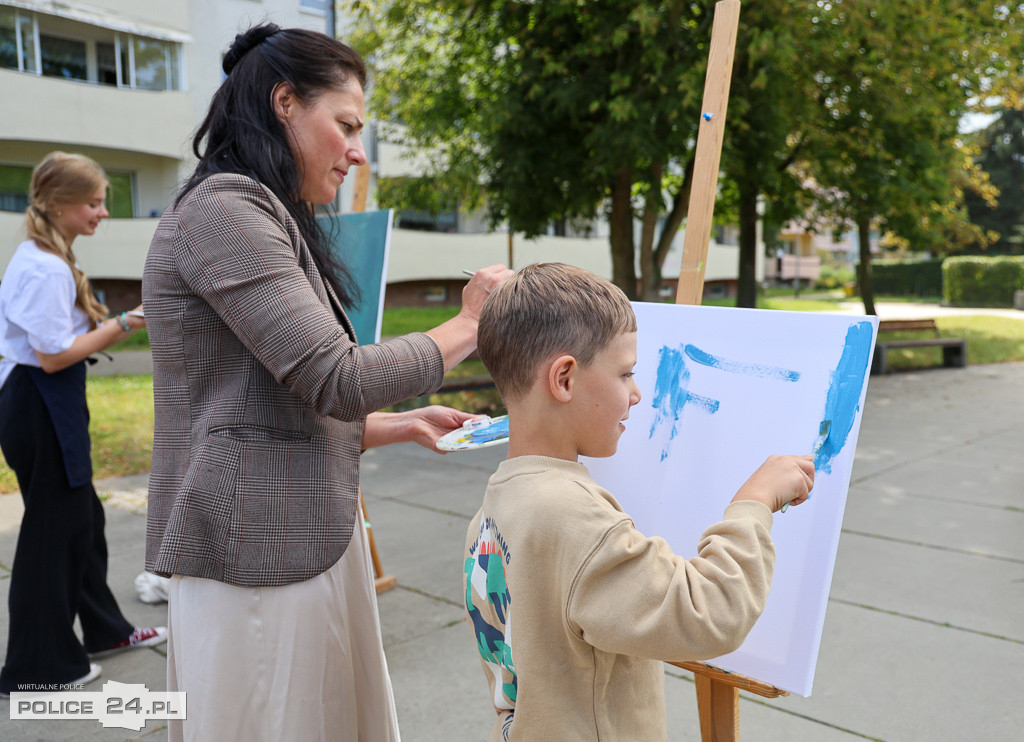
815, 321, 874, 474
649, 346, 720, 461
684, 345, 801, 382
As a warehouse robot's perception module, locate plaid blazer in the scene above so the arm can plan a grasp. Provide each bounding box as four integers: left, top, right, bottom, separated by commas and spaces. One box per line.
142, 174, 443, 587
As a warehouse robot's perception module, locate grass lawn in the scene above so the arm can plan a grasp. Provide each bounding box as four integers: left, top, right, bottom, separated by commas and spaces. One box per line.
110, 328, 151, 350
881, 315, 1024, 371
703, 296, 843, 312
381, 306, 461, 336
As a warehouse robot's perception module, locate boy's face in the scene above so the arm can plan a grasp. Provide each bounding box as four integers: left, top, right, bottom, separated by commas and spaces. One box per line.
571, 331, 641, 458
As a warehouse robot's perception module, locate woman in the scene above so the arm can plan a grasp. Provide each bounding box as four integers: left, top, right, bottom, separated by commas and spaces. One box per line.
142, 23, 511, 741
0, 152, 166, 698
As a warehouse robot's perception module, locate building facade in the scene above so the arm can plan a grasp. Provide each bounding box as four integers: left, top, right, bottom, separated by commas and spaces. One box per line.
1, 0, 343, 309
1, 0, 757, 311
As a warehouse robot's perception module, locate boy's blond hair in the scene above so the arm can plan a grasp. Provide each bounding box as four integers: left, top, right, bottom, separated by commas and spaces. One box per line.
478, 262, 637, 401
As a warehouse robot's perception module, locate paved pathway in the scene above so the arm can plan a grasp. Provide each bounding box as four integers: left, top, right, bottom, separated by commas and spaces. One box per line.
833, 300, 1024, 320
2, 340, 1022, 740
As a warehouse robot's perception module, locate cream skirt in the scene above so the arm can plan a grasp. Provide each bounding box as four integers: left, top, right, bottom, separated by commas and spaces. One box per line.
166, 513, 400, 742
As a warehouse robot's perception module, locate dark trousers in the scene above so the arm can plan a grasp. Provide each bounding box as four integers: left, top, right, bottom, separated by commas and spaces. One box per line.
0, 367, 133, 693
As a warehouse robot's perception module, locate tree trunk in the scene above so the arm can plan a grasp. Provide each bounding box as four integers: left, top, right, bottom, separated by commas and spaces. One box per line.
736, 181, 760, 308
639, 165, 664, 302
609, 166, 638, 300
856, 214, 876, 316
654, 156, 695, 280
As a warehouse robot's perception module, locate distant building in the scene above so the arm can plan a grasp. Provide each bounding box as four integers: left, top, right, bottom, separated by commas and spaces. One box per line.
1, 0, 757, 309
768, 219, 883, 288
1, 0, 342, 310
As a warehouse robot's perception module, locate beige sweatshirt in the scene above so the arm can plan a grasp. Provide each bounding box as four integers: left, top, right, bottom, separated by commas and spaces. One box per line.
464, 456, 775, 742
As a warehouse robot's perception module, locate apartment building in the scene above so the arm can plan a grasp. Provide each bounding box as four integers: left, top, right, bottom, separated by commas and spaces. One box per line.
0, 0, 344, 309
1, 0, 755, 310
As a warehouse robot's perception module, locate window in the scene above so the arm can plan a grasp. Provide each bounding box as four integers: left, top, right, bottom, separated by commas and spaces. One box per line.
0, 8, 181, 90
1, 7, 37, 73
0, 164, 31, 213
395, 209, 458, 232
423, 286, 448, 303
301, 0, 330, 12
0, 163, 136, 217
105, 171, 134, 218
128, 36, 178, 91
40, 34, 87, 81
96, 41, 117, 86
1, 7, 17, 69
19, 13, 36, 72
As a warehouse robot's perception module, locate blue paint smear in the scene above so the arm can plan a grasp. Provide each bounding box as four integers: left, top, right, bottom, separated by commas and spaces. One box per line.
684, 344, 801, 382
470, 417, 510, 441
649, 346, 720, 461
815, 321, 874, 474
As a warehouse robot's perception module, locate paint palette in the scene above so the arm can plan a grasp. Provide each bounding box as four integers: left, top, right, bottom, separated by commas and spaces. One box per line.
437, 415, 510, 452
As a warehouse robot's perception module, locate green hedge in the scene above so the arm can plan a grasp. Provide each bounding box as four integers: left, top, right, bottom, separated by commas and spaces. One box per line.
871, 259, 944, 297
942, 256, 1024, 307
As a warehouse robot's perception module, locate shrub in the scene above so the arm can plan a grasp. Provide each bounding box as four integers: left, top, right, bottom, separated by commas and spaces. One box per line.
942, 256, 1024, 307
815, 264, 855, 290
871, 258, 943, 297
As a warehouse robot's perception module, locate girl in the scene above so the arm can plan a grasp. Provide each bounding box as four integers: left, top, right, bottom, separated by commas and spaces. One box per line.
0, 152, 165, 698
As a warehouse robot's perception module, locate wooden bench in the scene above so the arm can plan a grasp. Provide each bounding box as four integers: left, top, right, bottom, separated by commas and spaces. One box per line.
872, 318, 967, 375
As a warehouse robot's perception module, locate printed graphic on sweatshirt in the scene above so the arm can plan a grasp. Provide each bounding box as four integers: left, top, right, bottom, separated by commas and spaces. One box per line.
465, 515, 516, 719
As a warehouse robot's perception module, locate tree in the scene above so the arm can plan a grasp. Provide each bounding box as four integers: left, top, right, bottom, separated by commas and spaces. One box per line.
349, 1, 1024, 309
718, 1, 819, 307
799, 1, 1013, 315
348, 0, 718, 300
964, 106, 1024, 254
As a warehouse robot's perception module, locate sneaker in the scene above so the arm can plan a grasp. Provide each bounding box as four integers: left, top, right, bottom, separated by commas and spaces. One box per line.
89, 627, 168, 658
0, 663, 101, 699
134, 571, 170, 604
73, 662, 103, 686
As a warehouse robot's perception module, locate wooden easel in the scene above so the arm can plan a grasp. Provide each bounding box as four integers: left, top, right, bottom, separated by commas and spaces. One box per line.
669, 1, 789, 739
362, 495, 397, 593
350, 162, 399, 594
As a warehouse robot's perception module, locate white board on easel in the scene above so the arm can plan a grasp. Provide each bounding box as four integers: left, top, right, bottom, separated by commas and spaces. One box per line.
585, 302, 877, 697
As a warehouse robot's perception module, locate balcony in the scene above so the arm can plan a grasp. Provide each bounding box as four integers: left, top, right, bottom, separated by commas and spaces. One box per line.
0, 67, 190, 159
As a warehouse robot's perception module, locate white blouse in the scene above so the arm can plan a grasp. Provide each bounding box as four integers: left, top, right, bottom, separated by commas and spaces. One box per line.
0, 240, 91, 389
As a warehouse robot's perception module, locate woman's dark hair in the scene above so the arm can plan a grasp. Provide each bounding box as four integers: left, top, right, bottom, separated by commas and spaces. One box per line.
179, 23, 367, 308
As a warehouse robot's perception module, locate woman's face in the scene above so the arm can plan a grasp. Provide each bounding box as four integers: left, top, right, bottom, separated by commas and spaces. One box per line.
54, 184, 109, 242
276, 80, 368, 204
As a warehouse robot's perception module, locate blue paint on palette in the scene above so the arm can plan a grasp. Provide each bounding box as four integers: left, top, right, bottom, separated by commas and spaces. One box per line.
471, 416, 509, 441
684, 344, 801, 382
815, 321, 874, 474
649, 346, 720, 461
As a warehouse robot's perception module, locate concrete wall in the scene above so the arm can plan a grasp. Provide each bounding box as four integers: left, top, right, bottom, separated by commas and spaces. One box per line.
1, 211, 748, 308
60, 0, 188, 32
0, 210, 156, 280
181, 0, 335, 182
0, 69, 191, 160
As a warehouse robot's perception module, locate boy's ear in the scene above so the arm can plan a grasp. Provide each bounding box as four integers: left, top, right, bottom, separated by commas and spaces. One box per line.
548, 355, 577, 402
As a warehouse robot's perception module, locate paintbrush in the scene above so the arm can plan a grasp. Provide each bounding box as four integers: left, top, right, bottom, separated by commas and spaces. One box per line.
781, 420, 830, 513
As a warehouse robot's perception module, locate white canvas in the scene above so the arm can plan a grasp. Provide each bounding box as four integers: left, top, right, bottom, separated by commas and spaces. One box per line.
585, 302, 878, 697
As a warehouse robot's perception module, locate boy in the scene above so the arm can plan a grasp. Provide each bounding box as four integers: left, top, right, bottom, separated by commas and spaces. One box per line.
464, 263, 814, 741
